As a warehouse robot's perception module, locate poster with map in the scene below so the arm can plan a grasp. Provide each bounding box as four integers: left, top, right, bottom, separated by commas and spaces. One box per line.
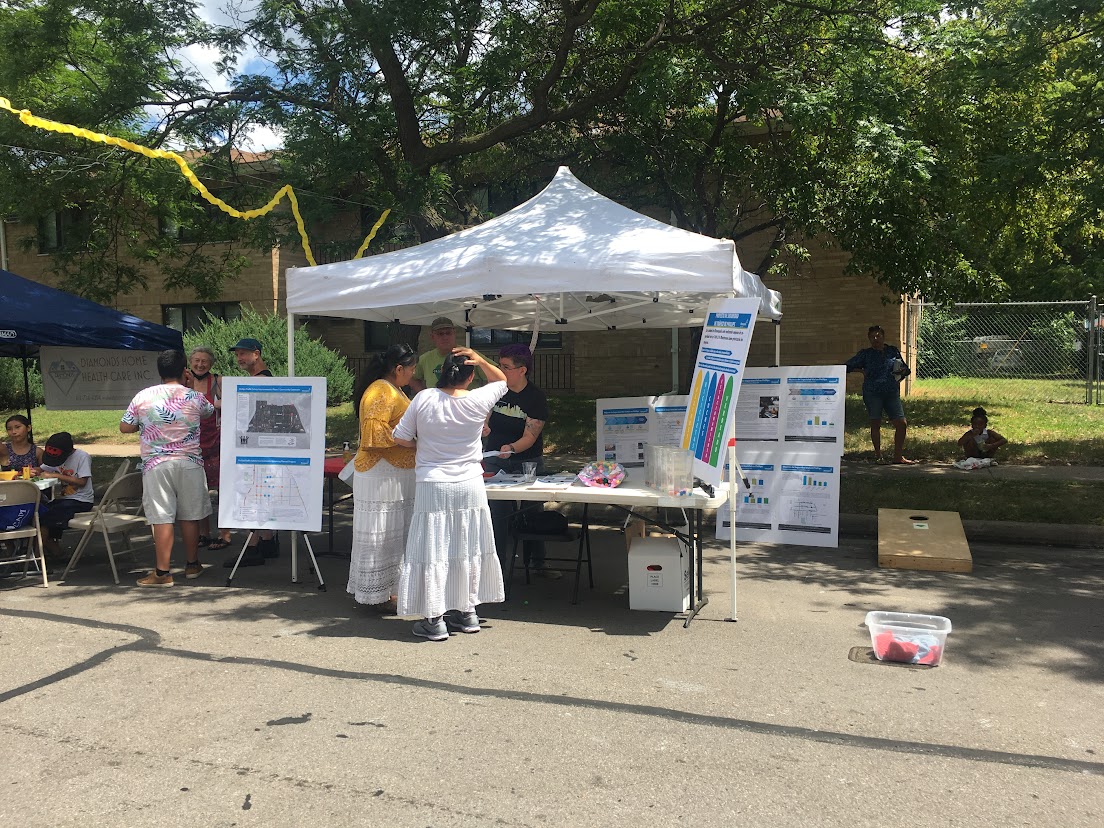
219, 376, 327, 532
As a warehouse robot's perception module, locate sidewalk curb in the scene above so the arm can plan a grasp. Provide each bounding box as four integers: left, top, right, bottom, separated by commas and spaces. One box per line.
839, 514, 1103, 549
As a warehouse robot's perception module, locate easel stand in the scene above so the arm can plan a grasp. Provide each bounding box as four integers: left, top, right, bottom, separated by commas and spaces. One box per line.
726, 442, 750, 623
224, 531, 327, 590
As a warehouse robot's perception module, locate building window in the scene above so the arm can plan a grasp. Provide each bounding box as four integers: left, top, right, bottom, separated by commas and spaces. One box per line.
158, 200, 237, 243
470, 328, 563, 350
163, 302, 241, 333
38, 208, 89, 253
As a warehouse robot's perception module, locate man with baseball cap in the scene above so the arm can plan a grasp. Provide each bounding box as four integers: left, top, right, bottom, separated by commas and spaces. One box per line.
409, 317, 486, 393
36, 432, 94, 561
229, 338, 272, 378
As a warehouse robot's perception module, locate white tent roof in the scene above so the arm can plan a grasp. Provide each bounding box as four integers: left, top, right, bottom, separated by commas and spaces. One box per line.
285, 166, 781, 331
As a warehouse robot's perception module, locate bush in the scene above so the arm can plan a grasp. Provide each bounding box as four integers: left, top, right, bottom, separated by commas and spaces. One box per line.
183, 308, 354, 404
0, 356, 43, 410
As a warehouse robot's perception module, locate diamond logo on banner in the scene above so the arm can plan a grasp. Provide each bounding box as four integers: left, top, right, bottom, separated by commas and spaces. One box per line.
46, 358, 82, 396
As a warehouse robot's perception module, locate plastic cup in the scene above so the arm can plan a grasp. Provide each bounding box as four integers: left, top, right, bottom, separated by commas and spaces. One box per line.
522, 462, 537, 482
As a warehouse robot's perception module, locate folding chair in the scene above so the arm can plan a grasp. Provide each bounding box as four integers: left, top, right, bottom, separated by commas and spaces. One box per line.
0, 480, 48, 587
506, 505, 592, 604
62, 472, 153, 584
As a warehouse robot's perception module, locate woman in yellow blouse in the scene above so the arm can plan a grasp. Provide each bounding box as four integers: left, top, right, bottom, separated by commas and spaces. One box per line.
348, 344, 418, 610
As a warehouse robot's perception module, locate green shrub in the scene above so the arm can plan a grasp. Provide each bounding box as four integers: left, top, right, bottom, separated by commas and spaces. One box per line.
0, 356, 43, 410
182, 308, 353, 404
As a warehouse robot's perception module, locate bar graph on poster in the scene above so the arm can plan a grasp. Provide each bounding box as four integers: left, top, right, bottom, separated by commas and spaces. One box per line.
680, 298, 760, 486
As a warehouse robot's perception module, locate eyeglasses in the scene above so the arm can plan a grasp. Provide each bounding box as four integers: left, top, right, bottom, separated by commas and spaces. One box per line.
500, 363, 524, 372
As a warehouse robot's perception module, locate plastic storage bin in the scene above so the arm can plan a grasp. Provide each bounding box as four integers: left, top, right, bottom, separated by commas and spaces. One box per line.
865, 611, 952, 666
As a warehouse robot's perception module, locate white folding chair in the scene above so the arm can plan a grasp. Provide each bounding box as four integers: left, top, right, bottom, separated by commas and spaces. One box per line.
62, 472, 152, 584
0, 480, 48, 587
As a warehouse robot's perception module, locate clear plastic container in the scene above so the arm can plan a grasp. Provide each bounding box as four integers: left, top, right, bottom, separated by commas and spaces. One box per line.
865, 611, 952, 666
643, 445, 694, 497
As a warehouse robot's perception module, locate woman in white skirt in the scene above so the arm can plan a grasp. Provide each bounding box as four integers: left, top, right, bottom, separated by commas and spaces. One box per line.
392, 348, 508, 640
347, 344, 418, 611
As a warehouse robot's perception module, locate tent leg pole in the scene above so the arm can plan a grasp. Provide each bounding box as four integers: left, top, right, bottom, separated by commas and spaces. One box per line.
287, 312, 296, 377
773, 319, 781, 367
22, 345, 32, 422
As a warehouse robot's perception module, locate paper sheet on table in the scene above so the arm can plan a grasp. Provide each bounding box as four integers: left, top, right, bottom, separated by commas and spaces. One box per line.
528, 473, 581, 490
483, 470, 527, 488
481, 449, 514, 458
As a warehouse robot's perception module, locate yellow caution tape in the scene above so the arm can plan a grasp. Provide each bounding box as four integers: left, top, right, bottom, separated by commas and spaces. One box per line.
0, 97, 389, 267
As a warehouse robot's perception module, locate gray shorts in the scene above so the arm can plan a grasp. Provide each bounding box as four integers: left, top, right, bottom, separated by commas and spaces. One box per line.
143, 459, 212, 524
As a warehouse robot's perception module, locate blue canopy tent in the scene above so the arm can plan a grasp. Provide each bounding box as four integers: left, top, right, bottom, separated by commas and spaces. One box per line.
0, 268, 183, 420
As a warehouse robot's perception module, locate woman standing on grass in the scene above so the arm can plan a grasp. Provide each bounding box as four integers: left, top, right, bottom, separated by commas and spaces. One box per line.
348, 344, 418, 612
2, 415, 43, 472
392, 348, 508, 641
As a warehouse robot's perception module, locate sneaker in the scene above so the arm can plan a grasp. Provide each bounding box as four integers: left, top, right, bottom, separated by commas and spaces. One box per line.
184, 561, 204, 579
412, 617, 449, 641
444, 610, 481, 634
137, 571, 173, 587
535, 566, 563, 580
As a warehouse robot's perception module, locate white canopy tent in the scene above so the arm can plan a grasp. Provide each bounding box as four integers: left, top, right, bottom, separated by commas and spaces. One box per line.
285, 166, 781, 373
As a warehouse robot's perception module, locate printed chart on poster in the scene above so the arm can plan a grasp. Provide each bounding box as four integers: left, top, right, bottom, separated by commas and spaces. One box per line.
733, 366, 846, 451
596, 395, 687, 466
219, 376, 327, 532
716, 447, 840, 547
680, 297, 760, 486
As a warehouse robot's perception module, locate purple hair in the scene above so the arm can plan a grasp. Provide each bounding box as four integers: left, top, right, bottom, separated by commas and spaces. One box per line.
498, 343, 533, 372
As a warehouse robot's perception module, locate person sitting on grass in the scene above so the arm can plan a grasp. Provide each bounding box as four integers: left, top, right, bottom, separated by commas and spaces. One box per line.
957, 407, 1007, 460
35, 432, 94, 562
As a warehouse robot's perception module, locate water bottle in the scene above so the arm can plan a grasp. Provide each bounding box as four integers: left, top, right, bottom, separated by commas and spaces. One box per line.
342, 441, 352, 462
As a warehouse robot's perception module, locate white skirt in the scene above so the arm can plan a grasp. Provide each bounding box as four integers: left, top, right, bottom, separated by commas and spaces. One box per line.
347, 460, 415, 605
396, 478, 505, 618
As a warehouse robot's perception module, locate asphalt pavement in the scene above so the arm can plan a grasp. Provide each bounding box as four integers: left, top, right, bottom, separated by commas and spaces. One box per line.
1, 505, 1102, 826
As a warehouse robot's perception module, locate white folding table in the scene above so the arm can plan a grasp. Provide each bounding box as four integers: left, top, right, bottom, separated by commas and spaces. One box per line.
485, 470, 727, 626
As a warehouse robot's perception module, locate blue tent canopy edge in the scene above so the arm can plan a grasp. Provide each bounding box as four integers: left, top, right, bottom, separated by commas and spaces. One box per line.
0, 268, 183, 357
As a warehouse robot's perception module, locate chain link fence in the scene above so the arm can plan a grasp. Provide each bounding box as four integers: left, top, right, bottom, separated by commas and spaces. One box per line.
907, 299, 1101, 404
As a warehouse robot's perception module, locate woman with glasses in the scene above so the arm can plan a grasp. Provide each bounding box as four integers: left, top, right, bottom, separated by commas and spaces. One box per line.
392, 348, 508, 641
348, 344, 419, 612
482, 344, 556, 578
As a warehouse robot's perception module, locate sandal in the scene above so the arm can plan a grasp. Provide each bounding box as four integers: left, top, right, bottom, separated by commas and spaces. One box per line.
207, 538, 232, 551
197, 535, 212, 547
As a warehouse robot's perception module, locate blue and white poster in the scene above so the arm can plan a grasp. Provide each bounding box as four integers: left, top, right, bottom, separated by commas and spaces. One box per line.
680, 298, 760, 486
734, 366, 846, 452
219, 376, 327, 532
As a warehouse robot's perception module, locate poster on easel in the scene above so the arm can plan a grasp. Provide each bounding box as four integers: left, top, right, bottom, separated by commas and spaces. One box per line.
680, 298, 760, 486
734, 366, 846, 451
716, 447, 840, 547
218, 376, 327, 532
596, 395, 687, 466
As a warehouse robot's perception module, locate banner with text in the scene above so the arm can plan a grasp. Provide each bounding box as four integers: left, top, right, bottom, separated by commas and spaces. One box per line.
41, 347, 161, 410
680, 298, 759, 486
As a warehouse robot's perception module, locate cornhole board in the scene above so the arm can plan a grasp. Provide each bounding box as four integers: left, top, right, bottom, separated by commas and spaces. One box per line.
878, 508, 973, 573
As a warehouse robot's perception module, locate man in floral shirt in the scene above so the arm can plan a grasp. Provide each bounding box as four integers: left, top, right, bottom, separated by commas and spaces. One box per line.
121, 349, 215, 586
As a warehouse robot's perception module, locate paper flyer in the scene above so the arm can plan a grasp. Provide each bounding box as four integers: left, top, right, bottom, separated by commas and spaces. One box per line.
596, 395, 687, 466
219, 376, 327, 532
733, 366, 846, 452
680, 298, 760, 486
716, 446, 840, 548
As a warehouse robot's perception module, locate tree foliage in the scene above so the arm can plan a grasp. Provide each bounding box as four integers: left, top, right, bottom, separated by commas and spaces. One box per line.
0, 0, 1101, 303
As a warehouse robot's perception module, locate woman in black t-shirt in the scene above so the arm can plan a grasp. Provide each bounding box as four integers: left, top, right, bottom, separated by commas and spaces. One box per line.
483, 345, 558, 578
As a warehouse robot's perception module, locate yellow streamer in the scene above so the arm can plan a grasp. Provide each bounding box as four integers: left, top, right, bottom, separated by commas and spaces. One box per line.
0, 97, 390, 267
